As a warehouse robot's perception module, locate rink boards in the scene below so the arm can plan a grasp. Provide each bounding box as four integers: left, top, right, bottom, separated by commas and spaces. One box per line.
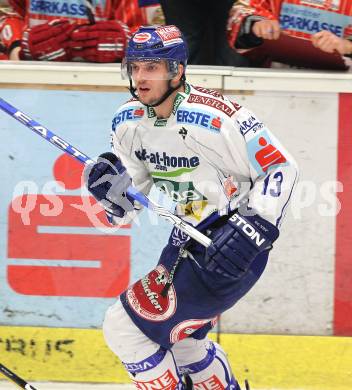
0, 65, 351, 388
0, 325, 352, 389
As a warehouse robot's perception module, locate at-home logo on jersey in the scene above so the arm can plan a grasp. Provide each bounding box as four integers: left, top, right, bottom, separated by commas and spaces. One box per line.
112, 107, 145, 130
176, 108, 222, 132
135, 148, 200, 175
247, 130, 287, 175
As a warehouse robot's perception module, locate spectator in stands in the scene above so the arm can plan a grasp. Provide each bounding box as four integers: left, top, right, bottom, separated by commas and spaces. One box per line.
0, 0, 164, 62
228, 0, 352, 70
0, 1, 22, 59
160, 0, 251, 66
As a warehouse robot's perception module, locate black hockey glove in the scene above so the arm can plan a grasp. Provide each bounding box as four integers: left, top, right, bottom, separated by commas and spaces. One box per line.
84, 152, 134, 217
205, 211, 280, 279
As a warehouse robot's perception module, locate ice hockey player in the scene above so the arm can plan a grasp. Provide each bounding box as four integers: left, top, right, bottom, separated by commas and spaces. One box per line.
84, 24, 299, 389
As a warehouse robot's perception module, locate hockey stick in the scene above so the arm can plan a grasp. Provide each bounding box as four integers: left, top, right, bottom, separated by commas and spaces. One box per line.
0, 363, 38, 390
0, 97, 212, 247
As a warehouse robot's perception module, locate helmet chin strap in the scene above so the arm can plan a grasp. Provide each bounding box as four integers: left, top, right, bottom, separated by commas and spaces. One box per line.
129, 76, 185, 108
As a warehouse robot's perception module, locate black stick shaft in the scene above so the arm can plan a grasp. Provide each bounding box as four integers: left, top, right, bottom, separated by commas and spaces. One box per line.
0, 363, 38, 390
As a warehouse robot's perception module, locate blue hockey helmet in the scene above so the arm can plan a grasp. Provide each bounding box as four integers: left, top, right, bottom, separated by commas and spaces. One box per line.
121, 25, 188, 80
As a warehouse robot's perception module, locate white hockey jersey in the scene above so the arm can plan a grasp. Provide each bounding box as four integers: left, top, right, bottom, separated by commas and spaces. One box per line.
110, 83, 298, 228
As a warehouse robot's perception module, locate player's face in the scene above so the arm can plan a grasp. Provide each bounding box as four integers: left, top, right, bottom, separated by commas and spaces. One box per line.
130, 61, 171, 105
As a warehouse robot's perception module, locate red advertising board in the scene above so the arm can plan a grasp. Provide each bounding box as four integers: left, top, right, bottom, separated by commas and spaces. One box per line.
334, 93, 352, 335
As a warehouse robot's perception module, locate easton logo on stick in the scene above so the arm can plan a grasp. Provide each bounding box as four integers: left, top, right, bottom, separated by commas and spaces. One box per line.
13, 110, 95, 164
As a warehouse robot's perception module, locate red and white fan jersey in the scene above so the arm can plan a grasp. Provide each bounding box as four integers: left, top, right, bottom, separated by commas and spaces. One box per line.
228, 0, 352, 45
0, 7, 23, 57
0, 0, 163, 55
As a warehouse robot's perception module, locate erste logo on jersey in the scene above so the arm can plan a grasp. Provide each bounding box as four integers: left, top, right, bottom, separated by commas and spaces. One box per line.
176, 108, 223, 132
247, 130, 287, 175
112, 107, 144, 130
126, 265, 177, 322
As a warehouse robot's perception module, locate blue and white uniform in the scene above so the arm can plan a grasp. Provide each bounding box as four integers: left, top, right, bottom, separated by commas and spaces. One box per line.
110, 83, 297, 228
103, 83, 298, 389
